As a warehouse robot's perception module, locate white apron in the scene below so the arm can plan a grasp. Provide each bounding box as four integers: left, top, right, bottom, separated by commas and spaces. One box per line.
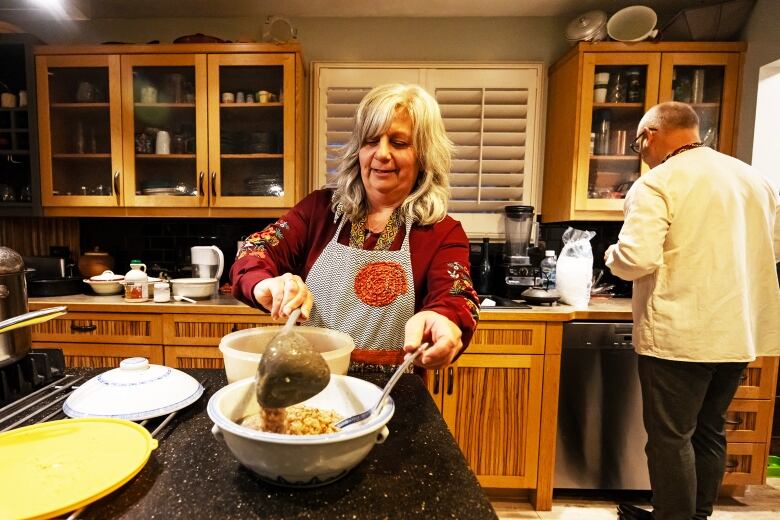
305, 215, 415, 371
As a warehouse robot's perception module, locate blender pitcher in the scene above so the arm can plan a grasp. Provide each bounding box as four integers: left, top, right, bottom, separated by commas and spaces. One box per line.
503, 205, 534, 263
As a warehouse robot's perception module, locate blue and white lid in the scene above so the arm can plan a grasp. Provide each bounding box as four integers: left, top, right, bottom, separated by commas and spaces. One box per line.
63, 357, 204, 421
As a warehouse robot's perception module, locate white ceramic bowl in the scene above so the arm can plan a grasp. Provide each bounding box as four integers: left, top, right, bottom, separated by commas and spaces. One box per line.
219, 326, 355, 383
83, 279, 123, 295
607, 5, 658, 42
207, 375, 393, 487
170, 277, 217, 299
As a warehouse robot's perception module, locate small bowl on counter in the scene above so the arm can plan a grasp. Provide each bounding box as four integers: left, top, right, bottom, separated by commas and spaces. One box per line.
170, 277, 217, 300
219, 326, 355, 383
83, 270, 124, 295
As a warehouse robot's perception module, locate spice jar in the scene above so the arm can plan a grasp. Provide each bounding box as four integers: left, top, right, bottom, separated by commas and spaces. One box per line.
153, 281, 171, 302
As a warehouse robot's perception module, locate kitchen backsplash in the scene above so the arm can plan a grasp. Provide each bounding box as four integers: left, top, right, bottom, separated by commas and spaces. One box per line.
79, 217, 275, 284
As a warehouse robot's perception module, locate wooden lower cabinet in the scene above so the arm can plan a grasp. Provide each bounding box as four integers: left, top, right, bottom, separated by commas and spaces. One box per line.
722, 357, 778, 487
33, 341, 163, 368
427, 320, 557, 508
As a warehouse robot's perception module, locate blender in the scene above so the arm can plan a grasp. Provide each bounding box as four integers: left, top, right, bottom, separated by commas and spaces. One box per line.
501, 205, 536, 299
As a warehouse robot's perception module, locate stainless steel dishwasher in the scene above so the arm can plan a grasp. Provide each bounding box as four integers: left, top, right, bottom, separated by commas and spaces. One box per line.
554, 321, 651, 490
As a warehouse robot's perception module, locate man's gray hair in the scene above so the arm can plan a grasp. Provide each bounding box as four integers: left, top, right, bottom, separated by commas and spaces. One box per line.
642, 101, 700, 131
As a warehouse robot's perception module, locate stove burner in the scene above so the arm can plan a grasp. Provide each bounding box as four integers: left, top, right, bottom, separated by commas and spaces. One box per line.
0, 349, 65, 407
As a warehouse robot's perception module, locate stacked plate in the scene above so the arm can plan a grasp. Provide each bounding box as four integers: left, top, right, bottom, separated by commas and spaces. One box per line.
244, 175, 283, 196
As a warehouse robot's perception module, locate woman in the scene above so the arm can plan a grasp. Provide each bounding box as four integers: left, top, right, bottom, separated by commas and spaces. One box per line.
231, 83, 479, 371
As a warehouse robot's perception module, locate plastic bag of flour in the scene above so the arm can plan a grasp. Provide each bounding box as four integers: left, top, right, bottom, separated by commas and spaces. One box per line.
556, 227, 596, 308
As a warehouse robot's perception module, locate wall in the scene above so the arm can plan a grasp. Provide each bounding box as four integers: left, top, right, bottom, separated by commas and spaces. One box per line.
737, 0, 780, 163
19, 16, 570, 67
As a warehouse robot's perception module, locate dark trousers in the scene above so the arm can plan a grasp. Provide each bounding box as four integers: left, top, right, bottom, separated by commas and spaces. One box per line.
637, 355, 748, 520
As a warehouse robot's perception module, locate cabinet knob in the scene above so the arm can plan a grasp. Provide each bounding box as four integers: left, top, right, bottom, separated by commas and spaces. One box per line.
211, 171, 217, 198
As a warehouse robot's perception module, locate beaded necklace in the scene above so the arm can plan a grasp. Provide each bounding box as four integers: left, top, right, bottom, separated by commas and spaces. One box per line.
662, 142, 705, 164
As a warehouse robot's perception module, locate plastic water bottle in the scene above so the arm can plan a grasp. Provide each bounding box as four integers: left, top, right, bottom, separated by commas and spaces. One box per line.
541, 250, 557, 289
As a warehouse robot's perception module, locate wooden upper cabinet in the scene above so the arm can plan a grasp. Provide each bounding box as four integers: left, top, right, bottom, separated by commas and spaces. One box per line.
36, 54, 124, 209
34, 43, 303, 217
542, 42, 745, 223
120, 54, 209, 209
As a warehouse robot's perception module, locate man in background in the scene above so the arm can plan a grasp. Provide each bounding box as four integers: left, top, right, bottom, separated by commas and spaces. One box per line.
605, 101, 780, 520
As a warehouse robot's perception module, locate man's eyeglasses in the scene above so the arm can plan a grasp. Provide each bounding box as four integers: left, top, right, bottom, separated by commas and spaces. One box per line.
630, 128, 656, 154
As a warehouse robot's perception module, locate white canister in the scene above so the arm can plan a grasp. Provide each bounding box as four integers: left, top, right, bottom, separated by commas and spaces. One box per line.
18, 90, 28, 107
155, 131, 171, 155
124, 261, 149, 302
153, 282, 171, 303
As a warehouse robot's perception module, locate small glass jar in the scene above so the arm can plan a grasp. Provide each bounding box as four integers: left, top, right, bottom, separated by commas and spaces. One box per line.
153, 281, 171, 303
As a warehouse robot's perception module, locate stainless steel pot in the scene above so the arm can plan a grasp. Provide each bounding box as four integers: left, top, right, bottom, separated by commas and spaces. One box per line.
0, 246, 69, 367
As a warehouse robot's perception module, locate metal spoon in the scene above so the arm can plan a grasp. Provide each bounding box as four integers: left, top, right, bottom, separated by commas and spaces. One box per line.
335, 342, 430, 429
254, 308, 330, 409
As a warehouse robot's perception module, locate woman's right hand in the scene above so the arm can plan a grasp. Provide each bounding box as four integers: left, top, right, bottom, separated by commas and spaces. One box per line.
252, 273, 313, 321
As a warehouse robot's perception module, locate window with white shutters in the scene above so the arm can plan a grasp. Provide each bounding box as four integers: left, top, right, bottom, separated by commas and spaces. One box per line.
310, 63, 544, 238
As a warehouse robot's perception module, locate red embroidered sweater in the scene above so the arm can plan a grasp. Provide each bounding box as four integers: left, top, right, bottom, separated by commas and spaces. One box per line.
230, 189, 480, 352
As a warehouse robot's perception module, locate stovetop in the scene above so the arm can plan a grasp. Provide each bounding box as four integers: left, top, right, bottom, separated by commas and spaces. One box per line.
0, 348, 66, 408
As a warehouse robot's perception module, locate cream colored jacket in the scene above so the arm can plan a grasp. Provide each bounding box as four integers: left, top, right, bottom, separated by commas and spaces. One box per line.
605, 147, 780, 362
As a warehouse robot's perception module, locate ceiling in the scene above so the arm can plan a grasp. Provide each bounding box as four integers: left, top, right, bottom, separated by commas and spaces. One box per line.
0, 0, 739, 20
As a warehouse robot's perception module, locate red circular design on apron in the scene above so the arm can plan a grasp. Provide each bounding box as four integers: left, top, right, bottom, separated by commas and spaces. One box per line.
354, 261, 408, 307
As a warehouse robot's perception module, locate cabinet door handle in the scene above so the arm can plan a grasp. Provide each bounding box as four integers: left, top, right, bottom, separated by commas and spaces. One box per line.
113, 171, 120, 204
739, 371, 748, 383
725, 417, 743, 427
725, 459, 739, 472
211, 171, 217, 198
198, 171, 205, 197
71, 323, 97, 332
446, 366, 454, 395
231, 324, 239, 333
432, 369, 440, 395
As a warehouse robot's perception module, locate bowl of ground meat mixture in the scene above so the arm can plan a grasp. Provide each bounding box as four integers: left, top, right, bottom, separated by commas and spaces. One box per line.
207, 374, 394, 487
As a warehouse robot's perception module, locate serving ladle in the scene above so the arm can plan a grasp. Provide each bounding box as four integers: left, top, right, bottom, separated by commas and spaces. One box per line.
254, 308, 330, 409
335, 342, 430, 429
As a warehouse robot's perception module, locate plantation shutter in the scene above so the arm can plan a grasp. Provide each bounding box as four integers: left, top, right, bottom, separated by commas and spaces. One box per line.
311, 64, 543, 238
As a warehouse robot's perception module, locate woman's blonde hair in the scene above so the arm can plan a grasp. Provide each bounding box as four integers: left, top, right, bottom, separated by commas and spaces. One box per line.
330, 83, 453, 226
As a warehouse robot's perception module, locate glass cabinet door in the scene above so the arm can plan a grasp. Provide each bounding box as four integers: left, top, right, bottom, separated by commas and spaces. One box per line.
207, 54, 296, 208
575, 53, 661, 213
659, 53, 741, 155
36, 55, 122, 207
121, 54, 207, 207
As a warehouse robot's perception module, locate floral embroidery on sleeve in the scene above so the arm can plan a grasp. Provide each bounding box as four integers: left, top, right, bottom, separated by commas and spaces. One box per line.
237, 219, 290, 260
447, 261, 480, 323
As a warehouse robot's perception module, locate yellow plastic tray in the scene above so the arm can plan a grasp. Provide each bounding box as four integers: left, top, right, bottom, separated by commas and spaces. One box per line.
0, 417, 157, 519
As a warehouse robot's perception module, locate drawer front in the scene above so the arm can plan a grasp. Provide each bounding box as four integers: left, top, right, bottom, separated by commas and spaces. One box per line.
163, 314, 275, 346
30, 312, 162, 344
725, 400, 773, 443
33, 341, 163, 368
733, 357, 778, 399
164, 346, 224, 369
721, 442, 766, 486
467, 321, 546, 355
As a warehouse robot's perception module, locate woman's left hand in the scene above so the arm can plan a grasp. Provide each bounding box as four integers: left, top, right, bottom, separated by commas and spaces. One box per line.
403, 310, 462, 370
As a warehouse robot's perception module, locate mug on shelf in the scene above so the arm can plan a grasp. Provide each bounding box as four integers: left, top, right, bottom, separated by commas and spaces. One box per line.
221, 92, 235, 103
18, 90, 27, 107
155, 130, 171, 155
140, 86, 158, 104
1, 93, 17, 108
76, 82, 96, 102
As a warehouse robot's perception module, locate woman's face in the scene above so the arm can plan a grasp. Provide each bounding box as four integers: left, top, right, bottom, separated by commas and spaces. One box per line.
359, 109, 419, 208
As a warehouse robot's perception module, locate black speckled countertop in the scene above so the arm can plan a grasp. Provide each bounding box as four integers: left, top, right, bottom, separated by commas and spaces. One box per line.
69, 368, 497, 520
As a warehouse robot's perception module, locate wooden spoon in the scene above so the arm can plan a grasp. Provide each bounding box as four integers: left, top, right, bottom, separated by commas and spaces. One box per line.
254, 308, 330, 409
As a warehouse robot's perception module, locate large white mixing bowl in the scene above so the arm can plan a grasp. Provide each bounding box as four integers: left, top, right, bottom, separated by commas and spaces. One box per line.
208, 375, 393, 487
